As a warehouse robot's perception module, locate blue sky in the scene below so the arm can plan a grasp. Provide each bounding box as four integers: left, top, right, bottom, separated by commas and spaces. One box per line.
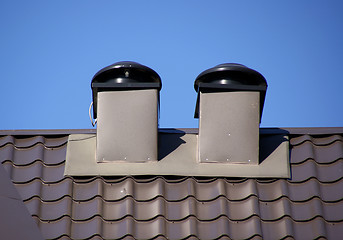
1, 1, 343, 130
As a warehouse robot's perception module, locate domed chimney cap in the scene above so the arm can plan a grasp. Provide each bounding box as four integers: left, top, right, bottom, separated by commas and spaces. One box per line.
193, 63, 267, 120
91, 61, 162, 118
194, 63, 267, 92
92, 61, 162, 87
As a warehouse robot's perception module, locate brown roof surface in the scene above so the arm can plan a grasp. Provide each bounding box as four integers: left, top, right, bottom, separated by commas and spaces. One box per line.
1, 128, 343, 239
0, 156, 44, 240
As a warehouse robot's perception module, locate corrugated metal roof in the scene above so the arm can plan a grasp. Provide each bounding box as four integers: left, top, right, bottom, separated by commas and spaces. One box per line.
0, 156, 44, 240
1, 128, 343, 239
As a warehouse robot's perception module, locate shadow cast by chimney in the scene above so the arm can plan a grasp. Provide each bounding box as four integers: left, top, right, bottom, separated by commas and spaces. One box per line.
158, 129, 186, 161
259, 128, 290, 164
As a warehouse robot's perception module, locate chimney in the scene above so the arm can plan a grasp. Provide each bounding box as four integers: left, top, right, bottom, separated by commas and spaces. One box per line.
194, 63, 267, 164
91, 61, 162, 162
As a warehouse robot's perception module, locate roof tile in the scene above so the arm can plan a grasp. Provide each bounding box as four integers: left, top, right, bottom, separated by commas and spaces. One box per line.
3, 161, 65, 183
290, 134, 343, 146
291, 140, 343, 164
290, 159, 343, 183
1, 130, 343, 239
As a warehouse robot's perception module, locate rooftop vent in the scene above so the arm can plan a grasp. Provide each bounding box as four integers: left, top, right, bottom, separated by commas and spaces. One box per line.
66, 62, 289, 178
91, 61, 162, 163
194, 63, 267, 164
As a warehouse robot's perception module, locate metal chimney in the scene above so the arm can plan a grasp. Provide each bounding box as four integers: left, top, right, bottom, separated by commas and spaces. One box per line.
91, 61, 162, 163
194, 63, 267, 164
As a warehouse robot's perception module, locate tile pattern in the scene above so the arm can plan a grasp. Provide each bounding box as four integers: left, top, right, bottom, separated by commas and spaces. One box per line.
1, 132, 343, 239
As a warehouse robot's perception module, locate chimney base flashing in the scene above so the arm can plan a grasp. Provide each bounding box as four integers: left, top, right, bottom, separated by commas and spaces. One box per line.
65, 132, 290, 178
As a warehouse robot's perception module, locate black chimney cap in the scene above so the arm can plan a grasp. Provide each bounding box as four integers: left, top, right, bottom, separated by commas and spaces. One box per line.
194, 63, 268, 119
91, 61, 162, 118
194, 63, 267, 91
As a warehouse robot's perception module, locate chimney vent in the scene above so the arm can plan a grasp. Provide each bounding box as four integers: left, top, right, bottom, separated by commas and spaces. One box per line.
194, 63, 267, 164
91, 61, 161, 163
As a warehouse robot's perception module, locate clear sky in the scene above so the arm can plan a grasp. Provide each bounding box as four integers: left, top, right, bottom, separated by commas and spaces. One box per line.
1, 1, 343, 130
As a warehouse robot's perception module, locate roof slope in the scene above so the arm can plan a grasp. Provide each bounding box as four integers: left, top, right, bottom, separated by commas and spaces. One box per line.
0, 154, 44, 240
1, 129, 343, 239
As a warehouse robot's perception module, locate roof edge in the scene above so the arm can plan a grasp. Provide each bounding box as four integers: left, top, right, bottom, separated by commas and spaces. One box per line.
0, 129, 96, 136
264, 127, 343, 135
0, 127, 342, 136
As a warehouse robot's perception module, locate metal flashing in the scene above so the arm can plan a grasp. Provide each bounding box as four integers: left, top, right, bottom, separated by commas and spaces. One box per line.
64, 132, 290, 178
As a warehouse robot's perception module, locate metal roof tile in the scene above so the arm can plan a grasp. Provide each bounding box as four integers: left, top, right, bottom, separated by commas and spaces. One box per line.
4, 161, 65, 183
291, 140, 343, 164
33, 216, 71, 240
290, 134, 343, 146
287, 179, 343, 202
27, 197, 72, 221
289, 159, 343, 183
260, 197, 343, 222
0, 135, 68, 148
0, 135, 15, 147
1, 144, 66, 166
290, 218, 343, 239
15, 179, 73, 201
33, 215, 264, 240
1, 129, 343, 239
13, 136, 47, 148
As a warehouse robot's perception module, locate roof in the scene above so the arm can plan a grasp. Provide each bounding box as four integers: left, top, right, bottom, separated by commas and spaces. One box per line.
1, 127, 343, 239
0, 156, 43, 240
